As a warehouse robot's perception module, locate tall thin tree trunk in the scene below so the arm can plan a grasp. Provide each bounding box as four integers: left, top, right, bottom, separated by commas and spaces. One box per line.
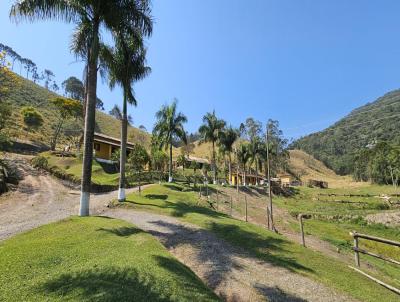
118, 93, 128, 201
79, 19, 100, 217
255, 156, 259, 186
212, 141, 217, 184
228, 153, 232, 185
266, 127, 276, 231
168, 143, 173, 182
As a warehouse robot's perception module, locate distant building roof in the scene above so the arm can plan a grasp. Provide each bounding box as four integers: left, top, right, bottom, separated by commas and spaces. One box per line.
93, 132, 135, 149
185, 155, 209, 164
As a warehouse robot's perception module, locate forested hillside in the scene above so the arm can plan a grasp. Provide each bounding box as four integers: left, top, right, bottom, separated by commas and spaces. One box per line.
3, 72, 151, 149
292, 89, 400, 175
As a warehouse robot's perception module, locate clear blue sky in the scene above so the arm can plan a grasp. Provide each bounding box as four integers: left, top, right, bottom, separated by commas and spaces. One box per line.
2, 0, 400, 139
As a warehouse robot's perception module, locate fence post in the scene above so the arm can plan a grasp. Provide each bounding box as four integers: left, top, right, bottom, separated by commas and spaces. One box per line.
245, 195, 248, 222
299, 214, 305, 247
353, 231, 360, 267
230, 196, 233, 216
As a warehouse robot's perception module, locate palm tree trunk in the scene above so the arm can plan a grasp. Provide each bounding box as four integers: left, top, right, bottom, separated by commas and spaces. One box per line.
228, 153, 232, 185
255, 156, 259, 186
212, 141, 217, 184
79, 19, 100, 217
118, 93, 128, 201
168, 143, 173, 182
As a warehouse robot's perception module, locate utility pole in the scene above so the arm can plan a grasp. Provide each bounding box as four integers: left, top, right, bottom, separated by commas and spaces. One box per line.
266, 122, 276, 232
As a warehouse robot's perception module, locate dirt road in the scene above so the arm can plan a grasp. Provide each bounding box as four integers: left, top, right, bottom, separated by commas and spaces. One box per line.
108, 209, 357, 302
0, 155, 143, 241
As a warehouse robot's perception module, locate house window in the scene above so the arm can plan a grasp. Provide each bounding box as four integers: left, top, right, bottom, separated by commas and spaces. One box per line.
94, 143, 101, 152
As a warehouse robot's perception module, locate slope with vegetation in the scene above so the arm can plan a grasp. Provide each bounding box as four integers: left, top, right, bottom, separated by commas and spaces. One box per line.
3, 72, 150, 150
292, 89, 400, 175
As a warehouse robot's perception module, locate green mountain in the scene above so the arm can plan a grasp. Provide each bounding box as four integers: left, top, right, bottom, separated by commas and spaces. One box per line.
291, 89, 400, 175
4, 72, 150, 149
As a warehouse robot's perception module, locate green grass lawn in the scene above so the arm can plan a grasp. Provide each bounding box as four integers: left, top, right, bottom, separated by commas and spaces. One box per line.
113, 183, 400, 302
0, 216, 219, 302
44, 152, 120, 186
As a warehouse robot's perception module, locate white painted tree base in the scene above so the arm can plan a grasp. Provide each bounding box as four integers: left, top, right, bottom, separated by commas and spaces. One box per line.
79, 191, 90, 216
118, 188, 126, 201
168, 176, 173, 183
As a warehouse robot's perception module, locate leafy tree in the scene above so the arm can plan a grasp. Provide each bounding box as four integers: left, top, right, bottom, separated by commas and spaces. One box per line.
62, 76, 84, 101
49, 97, 82, 150
218, 126, 238, 184
176, 154, 187, 171
11, 0, 153, 216
260, 119, 289, 177
248, 136, 262, 185
151, 147, 168, 173
198, 111, 226, 184
127, 144, 150, 195
153, 100, 187, 182
21, 106, 43, 133
42, 69, 55, 89
109, 104, 133, 125
102, 33, 150, 201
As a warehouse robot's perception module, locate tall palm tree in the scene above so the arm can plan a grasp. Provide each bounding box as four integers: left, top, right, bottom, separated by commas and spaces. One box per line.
104, 34, 151, 202
237, 143, 250, 186
198, 111, 226, 184
248, 137, 262, 185
10, 0, 153, 216
153, 100, 187, 182
218, 126, 238, 185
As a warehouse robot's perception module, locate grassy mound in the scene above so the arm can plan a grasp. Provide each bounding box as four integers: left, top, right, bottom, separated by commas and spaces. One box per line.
0, 216, 219, 301
114, 183, 400, 302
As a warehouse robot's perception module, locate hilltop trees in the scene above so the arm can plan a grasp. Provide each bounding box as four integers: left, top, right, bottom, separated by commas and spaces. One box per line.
11, 0, 153, 216
353, 142, 400, 188
153, 100, 187, 182
62, 76, 84, 101
198, 111, 226, 184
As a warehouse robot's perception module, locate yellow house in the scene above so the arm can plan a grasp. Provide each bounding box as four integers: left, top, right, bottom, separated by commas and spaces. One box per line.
277, 173, 294, 187
92, 132, 135, 162
231, 173, 265, 186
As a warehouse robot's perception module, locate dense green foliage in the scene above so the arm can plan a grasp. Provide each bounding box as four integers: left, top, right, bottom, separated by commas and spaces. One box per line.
292, 90, 400, 175
21, 106, 44, 131
0, 217, 218, 301
353, 142, 400, 186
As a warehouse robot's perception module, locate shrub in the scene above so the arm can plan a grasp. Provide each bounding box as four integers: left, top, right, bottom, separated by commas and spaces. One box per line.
31, 156, 48, 169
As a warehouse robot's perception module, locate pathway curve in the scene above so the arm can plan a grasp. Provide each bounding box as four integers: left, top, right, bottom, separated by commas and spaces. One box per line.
0, 154, 148, 241
107, 208, 358, 302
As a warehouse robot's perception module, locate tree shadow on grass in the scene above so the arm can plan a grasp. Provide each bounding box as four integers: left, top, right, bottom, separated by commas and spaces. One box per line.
124, 196, 230, 220
145, 194, 168, 200
163, 184, 183, 191
254, 284, 308, 302
206, 222, 313, 274
38, 267, 172, 302
97, 226, 144, 237
153, 255, 220, 300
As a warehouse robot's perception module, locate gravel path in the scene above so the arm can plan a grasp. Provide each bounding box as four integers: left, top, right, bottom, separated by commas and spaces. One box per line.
0, 155, 146, 241
107, 208, 357, 302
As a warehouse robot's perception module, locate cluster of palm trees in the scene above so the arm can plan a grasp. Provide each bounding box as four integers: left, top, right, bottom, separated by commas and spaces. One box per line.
151, 104, 288, 191
10, 0, 153, 216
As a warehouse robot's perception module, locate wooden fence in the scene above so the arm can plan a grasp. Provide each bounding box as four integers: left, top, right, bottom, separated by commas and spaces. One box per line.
349, 231, 400, 295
